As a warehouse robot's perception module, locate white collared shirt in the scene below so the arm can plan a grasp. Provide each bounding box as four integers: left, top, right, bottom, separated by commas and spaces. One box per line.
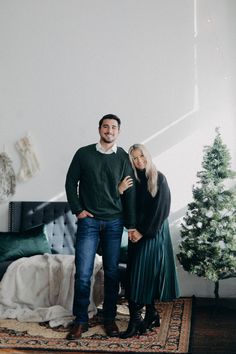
96, 142, 117, 154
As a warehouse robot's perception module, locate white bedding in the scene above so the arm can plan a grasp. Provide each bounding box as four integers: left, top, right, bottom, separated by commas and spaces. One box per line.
0, 253, 103, 327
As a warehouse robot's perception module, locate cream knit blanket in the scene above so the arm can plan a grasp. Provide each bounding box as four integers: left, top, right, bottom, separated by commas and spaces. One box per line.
0, 254, 103, 327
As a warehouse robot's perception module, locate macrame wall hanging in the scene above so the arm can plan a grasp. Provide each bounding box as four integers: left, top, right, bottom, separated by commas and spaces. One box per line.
0, 134, 40, 203
16, 134, 40, 182
0, 151, 16, 203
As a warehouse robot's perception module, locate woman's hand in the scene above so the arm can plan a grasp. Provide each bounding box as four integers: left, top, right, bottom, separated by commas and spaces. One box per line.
118, 176, 133, 194
128, 229, 143, 243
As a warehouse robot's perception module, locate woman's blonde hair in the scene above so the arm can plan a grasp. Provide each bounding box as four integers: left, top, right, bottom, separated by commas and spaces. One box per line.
128, 144, 158, 197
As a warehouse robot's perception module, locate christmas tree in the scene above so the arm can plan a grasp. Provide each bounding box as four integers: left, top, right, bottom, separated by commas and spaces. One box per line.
177, 128, 236, 300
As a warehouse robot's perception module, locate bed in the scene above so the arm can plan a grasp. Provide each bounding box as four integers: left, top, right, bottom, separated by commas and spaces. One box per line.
0, 201, 106, 327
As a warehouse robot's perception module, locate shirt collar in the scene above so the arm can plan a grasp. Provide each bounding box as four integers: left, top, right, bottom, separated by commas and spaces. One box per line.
96, 142, 117, 154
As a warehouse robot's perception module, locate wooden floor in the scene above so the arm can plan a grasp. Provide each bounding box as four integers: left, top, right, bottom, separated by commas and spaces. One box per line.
0, 297, 235, 354
189, 297, 236, 354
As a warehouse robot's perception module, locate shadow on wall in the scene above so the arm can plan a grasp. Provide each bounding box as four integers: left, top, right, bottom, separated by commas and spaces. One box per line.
143, 108, 200, 158
140, 0, 199, 157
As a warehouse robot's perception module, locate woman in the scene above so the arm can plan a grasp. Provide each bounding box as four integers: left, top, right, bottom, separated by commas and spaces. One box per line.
119, 144, 180, 339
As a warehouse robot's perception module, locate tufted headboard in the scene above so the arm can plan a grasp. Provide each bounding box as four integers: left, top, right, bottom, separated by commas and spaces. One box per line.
8, 201, 77, 255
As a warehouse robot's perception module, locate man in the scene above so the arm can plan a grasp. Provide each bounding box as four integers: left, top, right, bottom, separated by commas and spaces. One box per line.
65, 114, 136, 339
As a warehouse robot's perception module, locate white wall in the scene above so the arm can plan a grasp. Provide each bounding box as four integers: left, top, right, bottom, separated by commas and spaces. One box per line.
0, 0, 235, 298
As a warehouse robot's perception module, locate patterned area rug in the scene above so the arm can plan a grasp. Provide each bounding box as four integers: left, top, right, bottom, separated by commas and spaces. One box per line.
0, 298, 192, 353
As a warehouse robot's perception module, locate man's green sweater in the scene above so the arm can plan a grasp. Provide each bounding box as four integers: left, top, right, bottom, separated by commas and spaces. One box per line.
65, 144, 136, 229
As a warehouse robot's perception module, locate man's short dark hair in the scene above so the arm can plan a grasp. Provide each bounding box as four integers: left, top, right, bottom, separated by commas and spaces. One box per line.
99, 114, 121, 129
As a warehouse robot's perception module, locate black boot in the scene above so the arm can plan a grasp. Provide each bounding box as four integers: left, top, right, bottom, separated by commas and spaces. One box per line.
120, 301, 145, 339
142, 303, 160, 331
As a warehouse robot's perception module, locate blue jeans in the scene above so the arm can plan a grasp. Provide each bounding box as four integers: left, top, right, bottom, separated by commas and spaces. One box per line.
73, 217, 123, 324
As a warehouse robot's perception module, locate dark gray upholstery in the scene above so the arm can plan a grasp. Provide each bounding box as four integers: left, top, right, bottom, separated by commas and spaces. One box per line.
0, 260, 13, 281
8, 201, 77, 255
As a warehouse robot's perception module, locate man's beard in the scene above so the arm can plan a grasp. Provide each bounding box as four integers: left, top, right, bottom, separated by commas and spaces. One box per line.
101, 135, 115, 144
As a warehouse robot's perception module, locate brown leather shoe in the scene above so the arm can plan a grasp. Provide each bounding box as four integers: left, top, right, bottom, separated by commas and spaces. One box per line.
66, 323, 88, 340
104, 320, 119, 337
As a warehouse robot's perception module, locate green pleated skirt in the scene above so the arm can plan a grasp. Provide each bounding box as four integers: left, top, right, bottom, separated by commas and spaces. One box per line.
127, 219, 180, 304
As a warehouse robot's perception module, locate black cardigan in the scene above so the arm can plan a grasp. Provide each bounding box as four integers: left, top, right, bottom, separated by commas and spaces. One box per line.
135, 170, 171, 238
